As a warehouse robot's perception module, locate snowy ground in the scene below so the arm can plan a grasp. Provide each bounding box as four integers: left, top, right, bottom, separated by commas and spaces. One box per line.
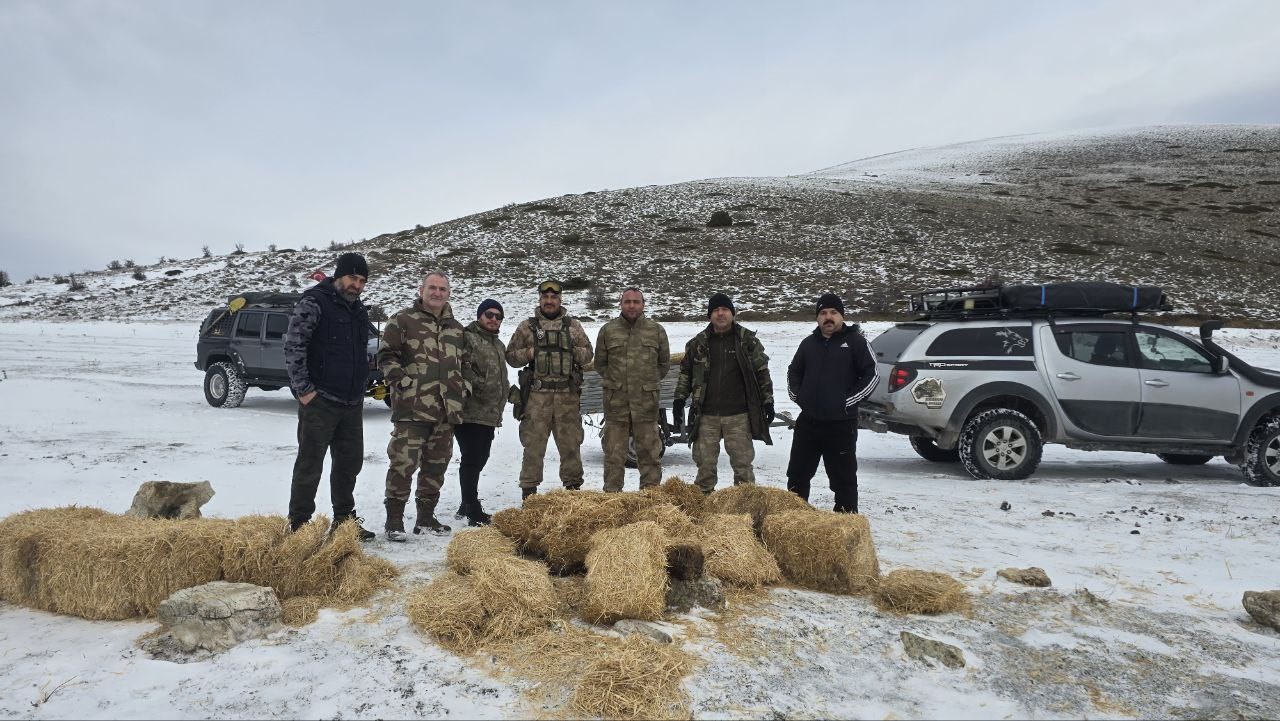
0, 320, 1278, 719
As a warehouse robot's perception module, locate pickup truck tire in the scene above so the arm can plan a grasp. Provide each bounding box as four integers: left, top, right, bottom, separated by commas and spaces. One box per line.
910, 436, 960, 463
1240, 417, 1280, 487
204, 362, 247, 408
958, 408, 1043, 481
1155, 453, 1213, 465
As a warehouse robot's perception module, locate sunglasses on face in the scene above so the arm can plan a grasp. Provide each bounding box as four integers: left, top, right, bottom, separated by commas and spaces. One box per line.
482, 311, 504, 320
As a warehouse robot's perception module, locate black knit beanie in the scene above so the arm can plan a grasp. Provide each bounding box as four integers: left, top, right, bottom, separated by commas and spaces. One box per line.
334, 252, 369, 279
816, 292, 845, 316
477, 298, 504, 318
707, 292, 735, 317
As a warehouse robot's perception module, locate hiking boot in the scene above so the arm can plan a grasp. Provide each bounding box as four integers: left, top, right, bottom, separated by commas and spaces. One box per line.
385, 498, 408, 543
453, 503, 466, 520
413, 498, 451, 535
521, 486, 537, 500
287, 517, 308, 533
563, 483, 582, 491
331, 515, 376, 542
462, 501, 492, 527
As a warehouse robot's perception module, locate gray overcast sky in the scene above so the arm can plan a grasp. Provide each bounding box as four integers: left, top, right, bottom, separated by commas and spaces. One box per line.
3, 1, 1279, 281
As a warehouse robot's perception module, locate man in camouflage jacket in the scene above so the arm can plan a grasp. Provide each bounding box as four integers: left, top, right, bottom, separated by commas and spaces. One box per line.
378, 271, 472, 540
673, 293, 774, 495
504, 279, 594, 498
283, 253, 377, 540
594, 287, 670, 491
453, 298, 509, 526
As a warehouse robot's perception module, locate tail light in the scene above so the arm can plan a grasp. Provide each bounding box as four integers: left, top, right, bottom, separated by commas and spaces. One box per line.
888, 365, 917, 393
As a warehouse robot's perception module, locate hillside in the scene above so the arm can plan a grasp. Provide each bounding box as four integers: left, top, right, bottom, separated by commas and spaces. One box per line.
2, 124, 1278, 323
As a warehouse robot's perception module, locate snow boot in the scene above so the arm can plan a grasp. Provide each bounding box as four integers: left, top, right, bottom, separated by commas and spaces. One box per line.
521, 486, 537, 502
384, 498, 408, 542
330, 514, 376, 542
462, 501, 492, 527
413, 498, 451, 535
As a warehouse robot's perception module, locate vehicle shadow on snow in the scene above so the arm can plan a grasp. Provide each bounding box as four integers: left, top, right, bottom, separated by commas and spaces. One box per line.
862, 456, 1246, 486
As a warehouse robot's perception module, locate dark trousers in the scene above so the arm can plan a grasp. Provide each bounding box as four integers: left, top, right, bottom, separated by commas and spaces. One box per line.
289, 396, 364, 524
785, 414, 859, 513
454, 422, 496, 504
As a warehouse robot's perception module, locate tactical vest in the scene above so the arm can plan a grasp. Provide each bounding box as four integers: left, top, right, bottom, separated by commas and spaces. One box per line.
527, 314, 579, 391
303, 280, 370, 404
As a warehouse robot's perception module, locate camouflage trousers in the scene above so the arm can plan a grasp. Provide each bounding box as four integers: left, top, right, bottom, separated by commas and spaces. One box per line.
691, 412, 756, 494
385, 420, 454, 504
602, 413, 663, 492
519, 391, 584, 489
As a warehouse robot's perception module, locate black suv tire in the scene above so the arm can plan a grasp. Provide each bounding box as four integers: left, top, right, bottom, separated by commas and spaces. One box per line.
958, 408, 1043, 480
910, 436, 960, 463
1240, 417, 1280, 487
1155, 453, 1214, 465
204, 361, 248, 408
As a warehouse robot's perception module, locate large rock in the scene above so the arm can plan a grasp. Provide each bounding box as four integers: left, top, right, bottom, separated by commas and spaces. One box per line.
1243, 590, 1280, 631
901, 631, 965, 669
666, 576, 726, 612
997, 566, 1052, 587
156, 581, 283, 652
125, 480, 215, 519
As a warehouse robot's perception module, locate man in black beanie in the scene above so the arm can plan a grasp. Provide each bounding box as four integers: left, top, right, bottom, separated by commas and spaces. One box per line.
674, 292, 775, 494
282, 252, 376, 540
784, 292, 877, 513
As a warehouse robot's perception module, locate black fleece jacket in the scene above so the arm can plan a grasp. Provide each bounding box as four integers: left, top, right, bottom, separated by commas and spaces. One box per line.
786, 323, 878, 421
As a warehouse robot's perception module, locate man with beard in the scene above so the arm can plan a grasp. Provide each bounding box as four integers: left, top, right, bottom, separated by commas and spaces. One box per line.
673, 292, 774, 494
505, 280, 594, 499
453, 298, 508, 526
283, 252, 376, 540
379, 271, 471, 540
785, 293, 878, 513
594, 287, 670, 491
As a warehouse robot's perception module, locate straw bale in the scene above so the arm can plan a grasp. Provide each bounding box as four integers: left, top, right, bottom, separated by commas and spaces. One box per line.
532, 492, 638, 572
490, 507, 536, 549
706, 483, 812, 535
470, 556, 559, 640
332, 553, 398, 606
628, 502, 699, 545
762, 510, 879, 595
582, 521, 669, 624
277, 518, 360, 600
221, 514, 288, 585
446, 526, 518, 575
569, 634, 694, 720
281, 595, 323, 626
0, 506, 110, 606
407, 572, 486, 651
639, 475, 706, 520
873, 568, 971, 615
699, 513, 782, 588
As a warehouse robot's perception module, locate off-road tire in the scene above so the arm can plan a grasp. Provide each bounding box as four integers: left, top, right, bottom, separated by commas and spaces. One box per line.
1155, 453, 1214, 465
910, 436, 960, 463
958, 408, 1043, 480
204, 361, 247, 408
624, 423, 668, 468
1240, 417, 1280, 487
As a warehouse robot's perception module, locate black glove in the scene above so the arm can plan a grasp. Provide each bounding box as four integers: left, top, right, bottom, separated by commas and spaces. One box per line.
671, 399, 685, 432
763, 402, 775, 425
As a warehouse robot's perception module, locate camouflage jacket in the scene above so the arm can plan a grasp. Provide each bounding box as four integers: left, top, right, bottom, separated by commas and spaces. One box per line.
461, 320, 508, 427
378, 299, 471, 425
676, 322, 774, 444
504, 306, 594, 393
594, 314, 670, 421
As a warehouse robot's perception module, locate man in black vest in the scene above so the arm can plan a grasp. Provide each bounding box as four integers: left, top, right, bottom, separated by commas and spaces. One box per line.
785, 293, 878, 513
283, 252, 376, 540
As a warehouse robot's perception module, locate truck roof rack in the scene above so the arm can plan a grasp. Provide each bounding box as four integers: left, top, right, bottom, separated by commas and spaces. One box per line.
907, 281, 1173, 321
225, 292, 303, 309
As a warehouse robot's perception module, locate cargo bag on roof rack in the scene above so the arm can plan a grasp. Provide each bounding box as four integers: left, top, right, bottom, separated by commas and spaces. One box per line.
225, 292, 303, 307
999, 282, 1171, 313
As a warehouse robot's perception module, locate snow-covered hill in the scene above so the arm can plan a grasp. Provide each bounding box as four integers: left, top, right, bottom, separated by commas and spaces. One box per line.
2, 124, 1278, 324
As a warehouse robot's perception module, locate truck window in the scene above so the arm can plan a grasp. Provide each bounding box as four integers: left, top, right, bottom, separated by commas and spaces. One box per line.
235, 312, 264, 340
1134, 331, 1213, 374
1053, 329, 1131, 367
265, 314, 289, 340
924, 326, 1033, 356
871, 324, 929, 363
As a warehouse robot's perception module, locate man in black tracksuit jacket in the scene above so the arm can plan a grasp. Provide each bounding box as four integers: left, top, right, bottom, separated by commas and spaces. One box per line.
785, 292, 878, 513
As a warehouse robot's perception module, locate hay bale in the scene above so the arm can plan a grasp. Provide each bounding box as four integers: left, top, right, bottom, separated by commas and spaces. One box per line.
762, 510, 879, 595
582, 521, 669, 623
640, 476, 707, 519
470, 556, 559, 640
332, 553, 397, 606
873, 568, 970, 615
281, 595, 323, 626
628, 502, 699, 545
699, 513, 782, 588
706, 484, 811, 535
446, 526, 518, 575
0, 506, 113, 607
569, 634, 694, 719
491, 507, 536, 549
407, 573, 486, 651
532, 491, 644, 572
221, 514, 288, 586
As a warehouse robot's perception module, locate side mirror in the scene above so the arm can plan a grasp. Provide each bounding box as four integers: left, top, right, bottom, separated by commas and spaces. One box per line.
1215, 355, 1230, 374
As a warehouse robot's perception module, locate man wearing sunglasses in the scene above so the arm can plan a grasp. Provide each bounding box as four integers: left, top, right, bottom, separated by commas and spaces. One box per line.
453, 298, 508, 526
505, 279, 594, 499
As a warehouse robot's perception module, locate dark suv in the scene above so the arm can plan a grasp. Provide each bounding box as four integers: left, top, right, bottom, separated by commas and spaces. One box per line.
195, 292, 385, 408
859, 282, 1280, 486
